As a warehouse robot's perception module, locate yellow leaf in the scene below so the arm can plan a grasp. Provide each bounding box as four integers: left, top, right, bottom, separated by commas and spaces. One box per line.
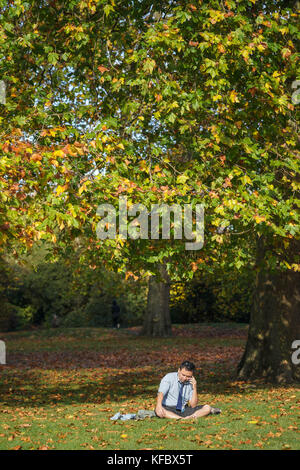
229, 90, 239, 103
177, 174, 188, 184
241, 49, 249, 60
79, 181, 91, 195
53, 150, 65, 158
257, 44, 265, 52
56, 185, 68, 196
291, 264, 300, 272
68, 205, 77, 218
254, 215, 266, 224
242, 174, 252, 185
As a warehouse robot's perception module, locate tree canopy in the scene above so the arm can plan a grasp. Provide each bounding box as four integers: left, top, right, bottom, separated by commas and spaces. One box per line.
0, 0, 299, 281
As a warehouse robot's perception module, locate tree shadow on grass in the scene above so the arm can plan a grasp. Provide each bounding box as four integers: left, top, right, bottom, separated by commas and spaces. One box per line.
1, 360, 293, 410
0, 367, 158, 408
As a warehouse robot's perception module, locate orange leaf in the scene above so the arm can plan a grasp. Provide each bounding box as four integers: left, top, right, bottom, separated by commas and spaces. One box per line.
98, 66, 109, 73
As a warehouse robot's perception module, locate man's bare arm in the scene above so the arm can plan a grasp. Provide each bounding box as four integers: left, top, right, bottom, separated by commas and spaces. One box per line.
188, 376, 198, 408
155, 392, 166, 417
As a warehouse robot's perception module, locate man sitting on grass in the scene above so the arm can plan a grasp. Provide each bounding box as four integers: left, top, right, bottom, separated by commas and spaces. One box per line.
155, 360, 221, 420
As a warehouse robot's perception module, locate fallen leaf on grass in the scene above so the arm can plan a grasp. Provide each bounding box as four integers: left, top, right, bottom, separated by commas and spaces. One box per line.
239, 439, 252, 445
254, 442, 263, 448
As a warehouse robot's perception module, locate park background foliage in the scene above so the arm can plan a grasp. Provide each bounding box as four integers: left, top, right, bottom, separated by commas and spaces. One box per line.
0, 248, 252, 331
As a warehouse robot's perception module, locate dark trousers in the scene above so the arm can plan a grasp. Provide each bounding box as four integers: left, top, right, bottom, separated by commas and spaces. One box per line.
158, 404, 204, 418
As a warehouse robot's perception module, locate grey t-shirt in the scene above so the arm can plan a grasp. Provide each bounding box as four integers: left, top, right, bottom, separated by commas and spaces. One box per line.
158, 372, 193, 409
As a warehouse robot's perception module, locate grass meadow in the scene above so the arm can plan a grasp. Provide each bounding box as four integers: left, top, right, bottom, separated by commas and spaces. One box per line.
0, 324, 299, 450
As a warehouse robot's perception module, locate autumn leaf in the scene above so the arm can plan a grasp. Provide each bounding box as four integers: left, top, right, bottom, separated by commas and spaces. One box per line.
98, 65, 109, 73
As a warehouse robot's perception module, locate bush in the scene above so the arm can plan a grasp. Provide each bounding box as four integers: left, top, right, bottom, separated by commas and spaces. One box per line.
22, 262, 76, 324
85, 294, 112, 327
170, 267, 254, 324
14, 305, 35, 330
60, 309, 89, 328
0, 302, 18, 332
121, 290, 146, 326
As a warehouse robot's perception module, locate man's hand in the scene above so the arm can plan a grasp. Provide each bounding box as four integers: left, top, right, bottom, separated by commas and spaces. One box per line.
155, 392, 166, 418
188, 376, 198, 408
189, 376, 197, 388
155, 405, 166, 418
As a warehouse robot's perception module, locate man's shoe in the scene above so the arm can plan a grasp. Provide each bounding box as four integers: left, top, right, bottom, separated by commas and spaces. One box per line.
210, 407, 221, 415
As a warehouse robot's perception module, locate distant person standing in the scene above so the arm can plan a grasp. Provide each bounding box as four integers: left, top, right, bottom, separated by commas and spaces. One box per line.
52, 313, 60, 328
111, 299, 121, 329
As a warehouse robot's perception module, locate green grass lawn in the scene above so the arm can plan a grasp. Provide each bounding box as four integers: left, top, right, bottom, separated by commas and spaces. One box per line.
0, 324, 299, 450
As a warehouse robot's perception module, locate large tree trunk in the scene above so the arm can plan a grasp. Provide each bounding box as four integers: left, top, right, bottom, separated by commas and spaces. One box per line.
238, 236, 300, 383
141, 263, 172, 336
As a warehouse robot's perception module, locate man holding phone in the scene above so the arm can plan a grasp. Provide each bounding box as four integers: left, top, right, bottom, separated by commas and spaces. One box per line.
155, 360, 220, 419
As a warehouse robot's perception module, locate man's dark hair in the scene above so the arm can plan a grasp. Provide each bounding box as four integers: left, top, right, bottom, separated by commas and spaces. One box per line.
179, 360, 196, 372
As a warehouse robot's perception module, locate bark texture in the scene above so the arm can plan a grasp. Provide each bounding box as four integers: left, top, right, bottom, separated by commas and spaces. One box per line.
141, 263, 172, 337
238, 236, 300, 383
